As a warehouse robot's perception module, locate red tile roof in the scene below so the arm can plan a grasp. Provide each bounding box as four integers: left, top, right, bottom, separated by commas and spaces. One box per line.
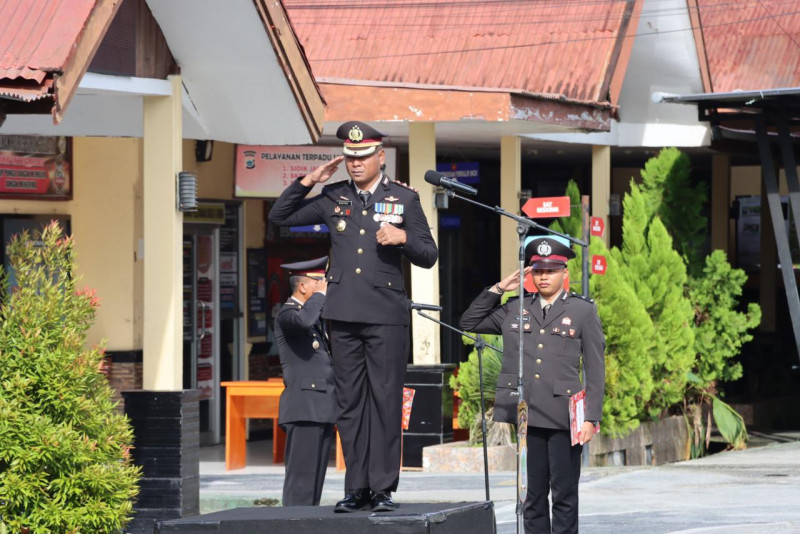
284, 0, 638, 106
0, 0, 119, 121
696, 0, 800, 92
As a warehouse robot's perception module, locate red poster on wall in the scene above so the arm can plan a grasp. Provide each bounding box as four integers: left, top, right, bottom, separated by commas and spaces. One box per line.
0, 135, 72, 200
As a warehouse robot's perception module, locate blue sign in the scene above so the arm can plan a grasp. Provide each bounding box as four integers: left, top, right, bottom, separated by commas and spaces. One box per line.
436, 162, 480, 185
439, 215, 461, 229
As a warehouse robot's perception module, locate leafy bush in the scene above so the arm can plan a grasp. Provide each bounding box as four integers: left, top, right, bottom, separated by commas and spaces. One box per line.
640, 147, 707, 272
0, 222, 140, 533
451, 333, 504, 432
543, 146, 760, 449
613, 184, 695, 419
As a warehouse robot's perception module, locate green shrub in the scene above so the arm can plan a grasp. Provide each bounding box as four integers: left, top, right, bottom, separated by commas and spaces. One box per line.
451, 333, 504, 431
589, 236, 656, 436
613, 184, 695, 419
0, 222, 140, 533
640, 147, 707, 272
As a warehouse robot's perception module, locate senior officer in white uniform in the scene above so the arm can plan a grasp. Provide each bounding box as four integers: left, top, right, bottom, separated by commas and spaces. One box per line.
460, 236, 605, 533
268, 121, 438, 513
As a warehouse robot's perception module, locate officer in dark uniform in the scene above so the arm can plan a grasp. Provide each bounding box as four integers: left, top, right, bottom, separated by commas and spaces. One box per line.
274, 257, 335, 506
460, 236, 605, 534
268, 121, 438, 513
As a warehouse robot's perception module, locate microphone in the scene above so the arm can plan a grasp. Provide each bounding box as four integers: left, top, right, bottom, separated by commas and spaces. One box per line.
424, 170, 478, 196
408, 301, 443, 312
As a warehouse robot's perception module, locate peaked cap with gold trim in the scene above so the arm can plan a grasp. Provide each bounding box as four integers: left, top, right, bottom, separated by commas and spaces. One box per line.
280, 256, 328, 280
336, 121, 387, 157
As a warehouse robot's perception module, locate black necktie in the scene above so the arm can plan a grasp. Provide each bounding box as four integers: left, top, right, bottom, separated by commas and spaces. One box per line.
542, 303, 552, 320
359, 191, 371, 206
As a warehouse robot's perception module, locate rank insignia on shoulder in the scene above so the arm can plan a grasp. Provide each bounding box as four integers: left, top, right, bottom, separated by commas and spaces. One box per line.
570, 291, 595, 303
393, 180, 418, 192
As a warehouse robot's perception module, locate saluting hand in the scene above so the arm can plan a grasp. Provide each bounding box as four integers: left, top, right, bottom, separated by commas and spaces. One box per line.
300, 156, 345, 187
376, 224, 407, 246
314, 278, 328, 296
494, 267, 532, 293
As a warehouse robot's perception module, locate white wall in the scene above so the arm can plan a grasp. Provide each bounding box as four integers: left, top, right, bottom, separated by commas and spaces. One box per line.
524, 0, 710, 148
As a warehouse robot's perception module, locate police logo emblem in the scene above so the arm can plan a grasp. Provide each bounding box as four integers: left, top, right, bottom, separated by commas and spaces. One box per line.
537, 241, 552, 256
348, 125, 364, 143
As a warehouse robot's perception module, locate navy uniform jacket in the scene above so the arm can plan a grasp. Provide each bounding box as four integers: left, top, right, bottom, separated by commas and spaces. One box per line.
274, 293, 336, 425
269, 175, 438, 325
460, 289, 605, 429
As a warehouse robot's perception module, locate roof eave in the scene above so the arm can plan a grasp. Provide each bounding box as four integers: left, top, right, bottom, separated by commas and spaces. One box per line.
0, 0, 122, 124
252, 0, 325, 143
655, 87, 800, 105
52, 0, 123, 124
321, 82, 611, 132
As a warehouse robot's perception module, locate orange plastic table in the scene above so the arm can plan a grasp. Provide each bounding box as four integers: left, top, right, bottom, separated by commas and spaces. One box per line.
221, 380, 343, 471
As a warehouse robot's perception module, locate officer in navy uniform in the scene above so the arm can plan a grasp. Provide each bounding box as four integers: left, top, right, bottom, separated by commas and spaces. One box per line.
460, 236, 605, 534
268, 121, 438, 513
274, 257, 335, 507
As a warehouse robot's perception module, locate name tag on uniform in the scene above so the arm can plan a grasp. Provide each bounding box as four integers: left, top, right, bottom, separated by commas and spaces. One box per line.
511, 314, 532, 332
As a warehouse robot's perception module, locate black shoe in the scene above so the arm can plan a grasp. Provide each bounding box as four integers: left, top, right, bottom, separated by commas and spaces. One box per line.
370, 490, 396, 512
334, 488, 372, 513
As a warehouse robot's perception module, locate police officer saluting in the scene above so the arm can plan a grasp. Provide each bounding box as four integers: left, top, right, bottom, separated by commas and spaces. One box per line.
460, 236, 605, 533
269, 121, 438, 513
274, 257, 335, 507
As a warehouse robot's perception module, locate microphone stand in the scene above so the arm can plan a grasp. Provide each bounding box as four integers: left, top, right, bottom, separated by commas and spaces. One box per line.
441, 188, 587, 533
415, 309, 501, 503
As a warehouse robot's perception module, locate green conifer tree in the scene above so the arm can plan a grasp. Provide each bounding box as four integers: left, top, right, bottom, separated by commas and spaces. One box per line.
639, 147, 707, 272
550, 179, 657, 435
613, 184, 695, 418
0, 222, 140, 533
589, 237, 656, 436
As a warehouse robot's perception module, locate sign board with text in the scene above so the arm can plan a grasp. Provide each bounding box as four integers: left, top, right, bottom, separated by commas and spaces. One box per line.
591, 255, 607, 275
0, 135, 72, 200
522, 196, 570, 218
436, 161, 480, 185
590, 217, 605, 237
235, 145, 397, 198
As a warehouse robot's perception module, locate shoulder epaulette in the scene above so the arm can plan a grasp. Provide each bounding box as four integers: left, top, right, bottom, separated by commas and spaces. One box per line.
570, 291, 595, 303
321, 180, 347, 193
392, 180, 418, 193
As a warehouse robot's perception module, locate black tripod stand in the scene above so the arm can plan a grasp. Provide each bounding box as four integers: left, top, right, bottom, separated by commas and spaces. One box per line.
414, 308, 501, 502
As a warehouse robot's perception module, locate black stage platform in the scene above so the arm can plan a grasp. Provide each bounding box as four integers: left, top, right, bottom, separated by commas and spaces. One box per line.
156, 501, 496, 534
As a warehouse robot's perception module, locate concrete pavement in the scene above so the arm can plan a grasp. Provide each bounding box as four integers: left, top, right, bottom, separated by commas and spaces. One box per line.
199, 435, 800, 533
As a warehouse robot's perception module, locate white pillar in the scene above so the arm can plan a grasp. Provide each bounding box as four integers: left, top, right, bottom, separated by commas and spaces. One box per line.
142, 75, 183, 390
592, 145, 611, 247
408, 122, 440, 364
500, 136, 521, 277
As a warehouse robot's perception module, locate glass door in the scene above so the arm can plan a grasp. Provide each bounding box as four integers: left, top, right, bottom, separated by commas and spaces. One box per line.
183, 227, 221, 445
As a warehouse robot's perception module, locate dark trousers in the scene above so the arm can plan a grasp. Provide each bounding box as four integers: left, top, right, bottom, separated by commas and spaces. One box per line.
282, 422, 335, 506
524, 427, 583, 534
330, 321, 408, 492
